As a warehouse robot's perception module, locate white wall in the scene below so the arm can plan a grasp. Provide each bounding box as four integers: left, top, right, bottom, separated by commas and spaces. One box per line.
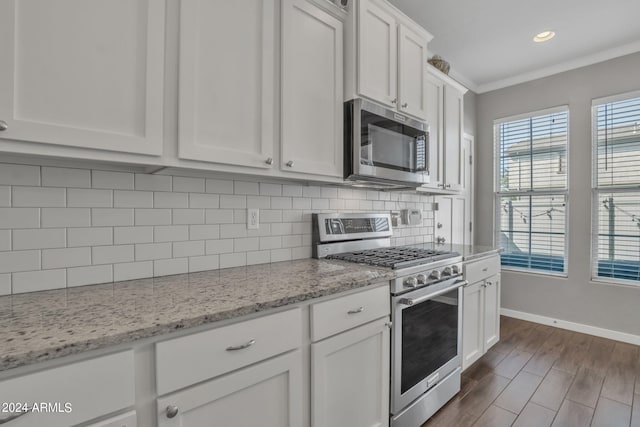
476, 52, 640, 336
0, 163, 434, 295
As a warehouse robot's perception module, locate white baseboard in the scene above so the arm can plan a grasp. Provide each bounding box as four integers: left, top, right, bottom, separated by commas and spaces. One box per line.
500, 308, 640, 346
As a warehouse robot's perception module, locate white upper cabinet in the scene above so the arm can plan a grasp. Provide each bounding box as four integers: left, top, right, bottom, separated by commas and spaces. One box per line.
0, 0, 165, 156
352, 0, 432, 120
398, 25, 428, 119
357, 0, 398, 108
281, 0, 344, 178
424, 72, 444, 189
443, 84, 464, 191
178, 0, 276, 169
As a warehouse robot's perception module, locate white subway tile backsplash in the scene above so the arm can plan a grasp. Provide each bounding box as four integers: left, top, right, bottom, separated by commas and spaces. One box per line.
154, 192, 189, 208
205, 209, 234, 224
189, 193, 219, 208
271, 197, 292, 209
321, 188, 338, 199
173, 240, 205, 258
378, 192, 391, 201
246, 250, 270, 265
233, 209, 247, 224
173, 208, 204, 225
92, 208, 134, 226
372, 200, 385, 210
113, 226, 153, 244
282, 210, 303, 222
359, 200, 373, 210
68, 227, 113, 247
345, 199, 360, 210
330, 199, 345, 210
220, 252, 246, 268
292, 222, 311, 234
42, 247, 91, 269
261, 210, 282, 223
189, 224, 220, 240
260, 183, 282, 196
173, 176, 205, 193
312, 198, 329, 210
13, 228, 66, 250
271, 223, 292, 236
0, 250, 40, 273
189, 255, 219, 273
67, 265, 112, 287
135, 209, 171, 226
206, 179, 233, 194
247, 196, 270, 209
135, 174, 172, 191
220, 224, 247, 239
234, 181, 259, 195
0, 164, 40, 186
220, 195, 246, 209
366, 191, 379, 201
154, 225, 189, 242
292, 198, 312, 210
135, 242, 171, 261
12, 269, 66, 293
282, 235, 302, 248
67, 189, 112, 208
291, 246, 312, 260
0, 274, 10, 295
92, 245, 134, 265
247, 224, 271, 237
205, 239, 234, 255
260, 236, 281, 250
282, 185, 302, 197
303, 186, 322, 198
92, 170, 134, 190
0, 230, 10, 251
42, 208, 91, 228
12, 186, 65, 207
114, 190, 153, 208
113, 261, 153, 282
42, 167, 90, 188
0, 186, 9, 207
0, 208, 40, 229
154, 258, 188, 276
233, 237, 259, 252
270, 248, 291, 262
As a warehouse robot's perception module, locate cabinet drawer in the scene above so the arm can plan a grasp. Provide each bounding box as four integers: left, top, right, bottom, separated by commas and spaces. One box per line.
86, 411, 136, 427
311, 284, 390, 342
0, 352, 134, 427
464, 255, 500, 283
156, 308, 302, 395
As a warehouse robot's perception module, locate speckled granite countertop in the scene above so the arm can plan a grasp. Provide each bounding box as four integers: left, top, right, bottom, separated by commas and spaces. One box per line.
0, 259, 395, 373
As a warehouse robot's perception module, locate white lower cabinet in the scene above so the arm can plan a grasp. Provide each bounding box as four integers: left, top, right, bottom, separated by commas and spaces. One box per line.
311, 317, 390, 427
157, 350, 302, 427
462, 271, 501, 370
85, 411, 137, 427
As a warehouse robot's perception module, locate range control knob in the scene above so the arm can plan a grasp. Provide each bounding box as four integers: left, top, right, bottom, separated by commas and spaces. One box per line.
416, 273, 427, 284
403, 277, 418, 288
442, 267, 452, 277
429, 270, 441, 280
452, 265, 460, 275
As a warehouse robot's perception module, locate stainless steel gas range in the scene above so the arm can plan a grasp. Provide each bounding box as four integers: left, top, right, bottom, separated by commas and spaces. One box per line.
313, 212, 466, 427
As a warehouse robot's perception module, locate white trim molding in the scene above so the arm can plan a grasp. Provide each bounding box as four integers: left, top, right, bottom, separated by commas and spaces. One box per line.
501, 308, 640, 346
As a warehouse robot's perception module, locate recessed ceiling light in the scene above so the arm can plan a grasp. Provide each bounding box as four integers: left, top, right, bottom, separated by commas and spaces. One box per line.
533, 31, 556, 42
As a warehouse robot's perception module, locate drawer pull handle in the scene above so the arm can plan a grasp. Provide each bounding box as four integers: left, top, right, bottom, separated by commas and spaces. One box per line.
226, 339, 256, 351
166, 405, 179, 419
347, 306, 365, 315
482, 267, 488, 272
0, 411, 28, 424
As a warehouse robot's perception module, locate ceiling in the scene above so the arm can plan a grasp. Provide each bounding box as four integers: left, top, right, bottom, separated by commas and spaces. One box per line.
389, 0, 640, 93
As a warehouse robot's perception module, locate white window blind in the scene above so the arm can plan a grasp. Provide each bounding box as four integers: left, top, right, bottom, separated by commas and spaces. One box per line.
592, 92, 640, 283
494, 107, 568, 273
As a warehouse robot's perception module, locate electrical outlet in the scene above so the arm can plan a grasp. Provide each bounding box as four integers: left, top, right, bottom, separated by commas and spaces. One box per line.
247, 208, 259, 229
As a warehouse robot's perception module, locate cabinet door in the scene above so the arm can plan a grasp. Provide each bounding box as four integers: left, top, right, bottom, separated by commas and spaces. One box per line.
461, 134, 474, 245
443, 85, 464, 191
157, 351, 302, 427
358, 0, 397, 108
435, 195, 468, 245
281, 0, 343, 177
178, 0, 275, 168
312, 318, 390, 427
0, 0, 164, 156
434, 196, 452, 245
84, 411, 136, 427
423, 73, 444, 189
483, 274, 501, 350
462, 281, 484, 371
398, 25, 428, 120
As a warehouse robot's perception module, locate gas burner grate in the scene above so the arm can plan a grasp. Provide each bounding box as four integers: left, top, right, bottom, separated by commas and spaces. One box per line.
326, 247, 459, 269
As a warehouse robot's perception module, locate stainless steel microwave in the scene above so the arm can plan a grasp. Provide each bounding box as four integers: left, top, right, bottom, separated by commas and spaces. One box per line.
344, 98, 429, 189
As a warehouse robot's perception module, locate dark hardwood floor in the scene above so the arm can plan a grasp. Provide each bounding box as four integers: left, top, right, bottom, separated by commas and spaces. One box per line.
422, 316, 640, 427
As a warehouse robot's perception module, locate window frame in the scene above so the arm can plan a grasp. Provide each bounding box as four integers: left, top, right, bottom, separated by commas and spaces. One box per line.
591, 89, 640, 286
493, 105, 570, 276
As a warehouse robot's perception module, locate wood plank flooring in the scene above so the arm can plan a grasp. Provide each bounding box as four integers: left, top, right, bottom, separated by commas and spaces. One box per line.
423, 316, 640, 427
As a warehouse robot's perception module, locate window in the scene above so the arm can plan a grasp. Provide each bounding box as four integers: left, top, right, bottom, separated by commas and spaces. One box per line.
592, 91, 640, 283
494, 107, 569, 274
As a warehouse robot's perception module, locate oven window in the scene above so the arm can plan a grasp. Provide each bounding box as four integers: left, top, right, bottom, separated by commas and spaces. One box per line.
360, 110, 426, 173
401, 290, 458, 393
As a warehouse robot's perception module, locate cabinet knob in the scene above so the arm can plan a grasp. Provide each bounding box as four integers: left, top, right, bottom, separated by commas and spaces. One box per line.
391, 98, 397, 104
166, 405, 179, 419
402, 103, 408, 108
265, 157, 273, 165
0, 120, 7, 131
286, 160, 294, 167
446, 184, 451, 189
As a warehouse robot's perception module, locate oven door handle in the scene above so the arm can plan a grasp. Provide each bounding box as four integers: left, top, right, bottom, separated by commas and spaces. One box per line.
398, 279, 468, 306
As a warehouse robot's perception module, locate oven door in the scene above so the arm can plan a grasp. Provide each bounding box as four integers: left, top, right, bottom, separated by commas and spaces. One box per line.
347, 98, 429, 185
390, 277, 465, 413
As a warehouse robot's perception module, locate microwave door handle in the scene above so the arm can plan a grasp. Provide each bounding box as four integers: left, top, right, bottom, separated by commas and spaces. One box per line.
398, 279, 468, 306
